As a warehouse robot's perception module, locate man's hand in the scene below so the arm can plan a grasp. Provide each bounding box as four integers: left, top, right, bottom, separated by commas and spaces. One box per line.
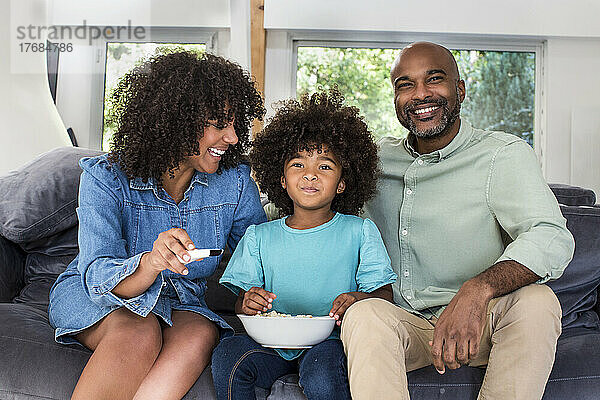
430, 260, 540, 373
430, 280, 491, 373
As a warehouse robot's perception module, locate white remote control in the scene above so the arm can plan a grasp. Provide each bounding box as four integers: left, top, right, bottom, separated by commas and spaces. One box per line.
177, 248, 223, 264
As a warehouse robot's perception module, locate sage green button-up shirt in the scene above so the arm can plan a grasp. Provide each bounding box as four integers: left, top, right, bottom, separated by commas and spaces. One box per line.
365, 120, 575, 318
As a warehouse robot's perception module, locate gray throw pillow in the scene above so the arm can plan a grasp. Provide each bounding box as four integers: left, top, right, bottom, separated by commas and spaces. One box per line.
0, 147, 104, 243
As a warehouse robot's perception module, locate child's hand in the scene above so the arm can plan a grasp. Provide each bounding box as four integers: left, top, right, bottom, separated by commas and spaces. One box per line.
241, 287, 277, 315
329, 292, 361, 326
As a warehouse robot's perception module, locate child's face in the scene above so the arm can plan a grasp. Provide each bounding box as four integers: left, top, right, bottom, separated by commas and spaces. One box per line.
281, 146, 345, 214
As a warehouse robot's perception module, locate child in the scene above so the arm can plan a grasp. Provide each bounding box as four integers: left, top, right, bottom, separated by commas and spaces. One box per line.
211, 89, 397, 400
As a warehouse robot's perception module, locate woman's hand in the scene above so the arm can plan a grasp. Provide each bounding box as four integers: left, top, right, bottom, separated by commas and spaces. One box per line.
140, 228, 198, 276
236, 287, 277, 315
112, 228, 197, 299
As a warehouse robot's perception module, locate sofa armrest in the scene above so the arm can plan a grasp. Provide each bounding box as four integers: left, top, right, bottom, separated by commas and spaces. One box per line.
0, 235, 26, 301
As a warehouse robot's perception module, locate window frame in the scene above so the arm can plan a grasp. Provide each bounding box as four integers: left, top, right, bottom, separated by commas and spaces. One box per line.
266, 30, 546, 170
90, 27, 221, 150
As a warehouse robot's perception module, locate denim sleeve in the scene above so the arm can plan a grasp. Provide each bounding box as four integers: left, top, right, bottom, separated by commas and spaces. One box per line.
488, 140, 575, 283
76, 164, 161, 316
356, 218, 397, 292
227, 163, 267, 252
219, 225, 264, 295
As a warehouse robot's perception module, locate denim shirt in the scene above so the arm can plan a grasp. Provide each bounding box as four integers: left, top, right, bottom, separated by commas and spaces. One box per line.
49, 154, 266, 339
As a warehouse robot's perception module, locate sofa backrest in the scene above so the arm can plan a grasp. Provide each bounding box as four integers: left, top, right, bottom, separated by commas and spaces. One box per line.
547, 205, 600, 331
550, 183, 596, 206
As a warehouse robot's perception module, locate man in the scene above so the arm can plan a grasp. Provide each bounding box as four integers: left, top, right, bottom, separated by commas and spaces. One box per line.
340, 42, 575, 400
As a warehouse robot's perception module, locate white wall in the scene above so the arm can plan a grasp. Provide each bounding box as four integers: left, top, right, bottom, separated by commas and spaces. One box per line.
263, 0, 600, 195
0, 0, 71, 176
49, 0, 230, 28
264, 0, 600, 38
545, 38, 600, 195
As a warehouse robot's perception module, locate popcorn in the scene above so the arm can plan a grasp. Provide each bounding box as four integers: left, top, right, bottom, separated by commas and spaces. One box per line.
257, 310, 313, 318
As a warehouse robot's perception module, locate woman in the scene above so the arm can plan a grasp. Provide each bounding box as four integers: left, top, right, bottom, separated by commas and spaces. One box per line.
48, 51, 266, 400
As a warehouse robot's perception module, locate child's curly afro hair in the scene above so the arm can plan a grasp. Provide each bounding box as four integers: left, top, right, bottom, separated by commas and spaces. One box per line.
250, 88, 380, 216
106, 51, 265, 182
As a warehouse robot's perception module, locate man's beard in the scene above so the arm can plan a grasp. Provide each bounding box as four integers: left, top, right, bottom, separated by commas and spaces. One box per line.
399, 90, 461, 139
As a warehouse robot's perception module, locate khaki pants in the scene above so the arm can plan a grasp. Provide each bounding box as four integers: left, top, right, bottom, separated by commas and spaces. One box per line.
340, 284, 562, 400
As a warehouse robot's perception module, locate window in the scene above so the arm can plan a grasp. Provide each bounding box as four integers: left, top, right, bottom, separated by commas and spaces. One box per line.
102, 42, 206, 150
296, 45, 536, 146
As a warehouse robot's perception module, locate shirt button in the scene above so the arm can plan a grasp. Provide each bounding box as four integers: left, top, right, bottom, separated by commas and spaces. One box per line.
401, 229, 408, 236
403, 270, 409, 277
417, 159, 424, 165
406, 295, 412, 300
406, 189, 412, 195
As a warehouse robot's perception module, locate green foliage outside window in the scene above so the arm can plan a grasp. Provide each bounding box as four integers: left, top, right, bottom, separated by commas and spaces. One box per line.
297, 47, 535, 146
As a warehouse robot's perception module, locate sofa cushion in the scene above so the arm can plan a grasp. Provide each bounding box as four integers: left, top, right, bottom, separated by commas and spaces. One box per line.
547, 205, 600, 331
543, 331, 600, 399
0, 147, 104, 244
0, 303, 266, 400
550, 184, 597, 206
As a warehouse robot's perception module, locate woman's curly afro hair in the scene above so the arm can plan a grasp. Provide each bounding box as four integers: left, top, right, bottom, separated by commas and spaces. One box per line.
106, 51, 265, 182
250, 88, 380, 216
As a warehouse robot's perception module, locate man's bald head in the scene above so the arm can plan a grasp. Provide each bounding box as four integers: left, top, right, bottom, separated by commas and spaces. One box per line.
391, 42, 460, 81
389, 41, 465, 141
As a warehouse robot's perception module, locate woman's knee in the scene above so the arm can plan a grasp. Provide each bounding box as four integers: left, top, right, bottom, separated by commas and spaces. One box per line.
170, 313, 219, 356
101, 309, 162, 356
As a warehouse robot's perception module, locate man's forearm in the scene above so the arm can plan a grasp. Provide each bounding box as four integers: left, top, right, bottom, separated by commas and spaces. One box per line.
467, 260, 540, 301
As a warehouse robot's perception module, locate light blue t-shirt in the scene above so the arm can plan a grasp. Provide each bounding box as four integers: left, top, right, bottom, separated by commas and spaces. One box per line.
220, 212, 397, 359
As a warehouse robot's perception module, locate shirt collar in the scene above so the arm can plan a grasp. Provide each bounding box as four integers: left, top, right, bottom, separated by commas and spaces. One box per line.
403, 119, 474, 161
129, 171, 209, 191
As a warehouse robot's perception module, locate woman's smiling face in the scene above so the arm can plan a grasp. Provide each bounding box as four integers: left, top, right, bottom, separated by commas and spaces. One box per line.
186, 117, 238, 174
281, 145, 345, 214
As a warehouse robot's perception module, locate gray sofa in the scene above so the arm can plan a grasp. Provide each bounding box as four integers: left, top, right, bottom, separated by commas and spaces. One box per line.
1, 147, 599, 399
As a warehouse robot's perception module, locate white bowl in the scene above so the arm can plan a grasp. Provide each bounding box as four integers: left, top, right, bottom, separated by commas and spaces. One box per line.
237, 314, 336, 349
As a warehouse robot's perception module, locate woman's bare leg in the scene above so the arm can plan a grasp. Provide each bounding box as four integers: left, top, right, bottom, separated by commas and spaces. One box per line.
133, 311, 219, 400
72, 308, 162, 400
